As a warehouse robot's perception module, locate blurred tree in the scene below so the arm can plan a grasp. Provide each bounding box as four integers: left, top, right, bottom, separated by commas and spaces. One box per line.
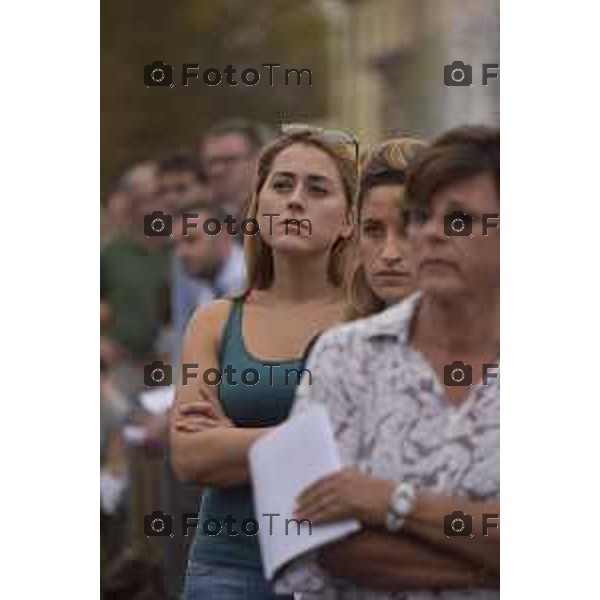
101, 0, 328, 196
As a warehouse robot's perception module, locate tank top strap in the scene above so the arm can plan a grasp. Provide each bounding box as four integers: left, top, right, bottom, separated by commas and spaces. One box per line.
300, 332, 322, 370
217, 296, 245, 367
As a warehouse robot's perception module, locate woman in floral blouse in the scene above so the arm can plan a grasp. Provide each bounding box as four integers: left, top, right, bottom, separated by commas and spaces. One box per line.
276, 126, 500, 599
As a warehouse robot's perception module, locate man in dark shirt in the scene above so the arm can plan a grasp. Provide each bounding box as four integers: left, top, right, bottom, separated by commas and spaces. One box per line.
101, 160, 171, 392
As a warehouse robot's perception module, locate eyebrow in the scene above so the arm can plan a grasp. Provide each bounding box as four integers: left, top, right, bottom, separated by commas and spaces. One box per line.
442, 197, 486, 219
272, 171, 333, 184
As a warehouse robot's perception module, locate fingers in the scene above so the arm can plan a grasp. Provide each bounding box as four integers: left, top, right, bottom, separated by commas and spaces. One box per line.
297, 470, 346, 507
295, 495, 347, 524
178, 400, 218, 417
173, 416, 220, 432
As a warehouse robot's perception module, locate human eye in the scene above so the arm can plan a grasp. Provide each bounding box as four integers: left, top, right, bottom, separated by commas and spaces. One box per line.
271, 176, 293, 192
307, 181, 329, 196
362, 221, 385, 238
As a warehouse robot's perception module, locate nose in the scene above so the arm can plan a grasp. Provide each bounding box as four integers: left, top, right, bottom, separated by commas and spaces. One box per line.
380, 233, 406, 265
286, 184, 307, 213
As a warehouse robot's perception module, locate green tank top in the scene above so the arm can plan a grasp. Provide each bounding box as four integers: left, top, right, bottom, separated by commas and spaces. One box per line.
189, 297, 317, 570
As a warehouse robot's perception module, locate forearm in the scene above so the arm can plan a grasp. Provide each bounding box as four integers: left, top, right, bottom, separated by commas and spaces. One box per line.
404, 493, 500, 575
170, 427, 269, 487
318, 530, 494, 591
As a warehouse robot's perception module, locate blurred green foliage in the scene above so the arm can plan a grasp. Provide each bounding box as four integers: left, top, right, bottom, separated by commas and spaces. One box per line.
101, 0, 329, 196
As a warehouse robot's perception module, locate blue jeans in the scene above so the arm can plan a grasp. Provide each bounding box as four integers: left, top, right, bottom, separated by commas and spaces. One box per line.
182, 561, 293, 600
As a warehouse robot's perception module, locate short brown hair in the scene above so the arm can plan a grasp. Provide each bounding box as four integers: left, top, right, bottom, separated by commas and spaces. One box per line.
405, 125, 500, 211
357, 137, 427, 221
241, 130, 358, 294
200, 118, 275, 155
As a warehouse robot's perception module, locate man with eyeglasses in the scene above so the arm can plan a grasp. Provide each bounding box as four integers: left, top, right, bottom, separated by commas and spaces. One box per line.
199, 118, 274, 224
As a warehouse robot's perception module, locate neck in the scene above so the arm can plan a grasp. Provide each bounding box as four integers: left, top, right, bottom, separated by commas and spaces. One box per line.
265, 251, 340, 303
415, 288, 500, 355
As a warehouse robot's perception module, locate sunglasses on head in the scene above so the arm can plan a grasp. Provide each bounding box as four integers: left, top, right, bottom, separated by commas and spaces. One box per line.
280, 123, 359, 162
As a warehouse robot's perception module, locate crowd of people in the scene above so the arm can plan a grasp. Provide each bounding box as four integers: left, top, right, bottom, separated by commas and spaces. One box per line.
100, 117, 500, 600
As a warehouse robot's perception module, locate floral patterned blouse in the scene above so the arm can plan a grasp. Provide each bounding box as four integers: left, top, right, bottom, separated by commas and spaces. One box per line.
274, 293, 500, 600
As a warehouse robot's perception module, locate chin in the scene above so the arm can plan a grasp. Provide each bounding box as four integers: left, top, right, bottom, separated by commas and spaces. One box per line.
266, 234, 321, 254
417, 273, 465, 296
373, 285, 414, 306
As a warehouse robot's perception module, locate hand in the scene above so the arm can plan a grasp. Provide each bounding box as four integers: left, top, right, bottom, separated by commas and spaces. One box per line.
294, 467, 394, 526
172, 388, 233, 433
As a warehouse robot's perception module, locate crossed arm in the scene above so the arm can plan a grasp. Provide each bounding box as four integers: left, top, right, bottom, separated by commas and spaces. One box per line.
169, 301, 270, 487
171, 311, 499, 590
303, 480, 500, 590
287, 336, 499, 591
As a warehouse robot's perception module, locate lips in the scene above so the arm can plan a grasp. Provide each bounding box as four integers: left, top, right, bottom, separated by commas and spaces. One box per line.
373, 271, 411, 278
280, 218, 310, 230
372, 271, 412, 286
420, 258, 459, 271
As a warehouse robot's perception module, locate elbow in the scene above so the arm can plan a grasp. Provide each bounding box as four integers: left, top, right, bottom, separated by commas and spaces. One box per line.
170, 453, 198, 484
170, 433, 214, 485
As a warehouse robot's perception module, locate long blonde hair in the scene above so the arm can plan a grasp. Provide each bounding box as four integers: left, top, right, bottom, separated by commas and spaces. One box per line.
240, 130, 359, 296
347, 137, 427, 320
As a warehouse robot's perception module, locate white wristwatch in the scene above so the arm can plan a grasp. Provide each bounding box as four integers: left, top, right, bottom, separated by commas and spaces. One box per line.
384, 481, 416, 532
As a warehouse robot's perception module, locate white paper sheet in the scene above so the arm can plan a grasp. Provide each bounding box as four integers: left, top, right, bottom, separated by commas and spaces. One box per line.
249, 405, 361, 580
138, 386, 175, 415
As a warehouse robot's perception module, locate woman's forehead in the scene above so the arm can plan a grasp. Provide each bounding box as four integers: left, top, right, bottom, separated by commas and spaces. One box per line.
271, 143, 340, 179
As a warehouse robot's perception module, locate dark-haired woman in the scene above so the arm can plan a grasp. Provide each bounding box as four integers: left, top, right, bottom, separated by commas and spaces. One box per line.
277, 126, 500, 599
348, 137, 426, 319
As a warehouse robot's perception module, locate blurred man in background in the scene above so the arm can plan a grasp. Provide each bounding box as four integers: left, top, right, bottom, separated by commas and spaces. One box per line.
199, 118, 273, 223
157, 152, 208, 215
100, 160, 171, 395
172, 200, 245, 345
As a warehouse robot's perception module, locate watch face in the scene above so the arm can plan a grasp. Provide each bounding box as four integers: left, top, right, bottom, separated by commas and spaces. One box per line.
393, 483, 415, 516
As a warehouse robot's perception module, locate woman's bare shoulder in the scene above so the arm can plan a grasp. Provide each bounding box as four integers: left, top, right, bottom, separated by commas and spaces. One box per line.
183, 298, 235, 349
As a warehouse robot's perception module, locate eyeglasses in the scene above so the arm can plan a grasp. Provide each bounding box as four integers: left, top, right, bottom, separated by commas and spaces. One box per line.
204, 153, 254, 170
280, 123, 359, 163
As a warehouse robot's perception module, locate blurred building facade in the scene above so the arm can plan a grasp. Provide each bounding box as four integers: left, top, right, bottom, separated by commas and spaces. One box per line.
320, 0, 499, 144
